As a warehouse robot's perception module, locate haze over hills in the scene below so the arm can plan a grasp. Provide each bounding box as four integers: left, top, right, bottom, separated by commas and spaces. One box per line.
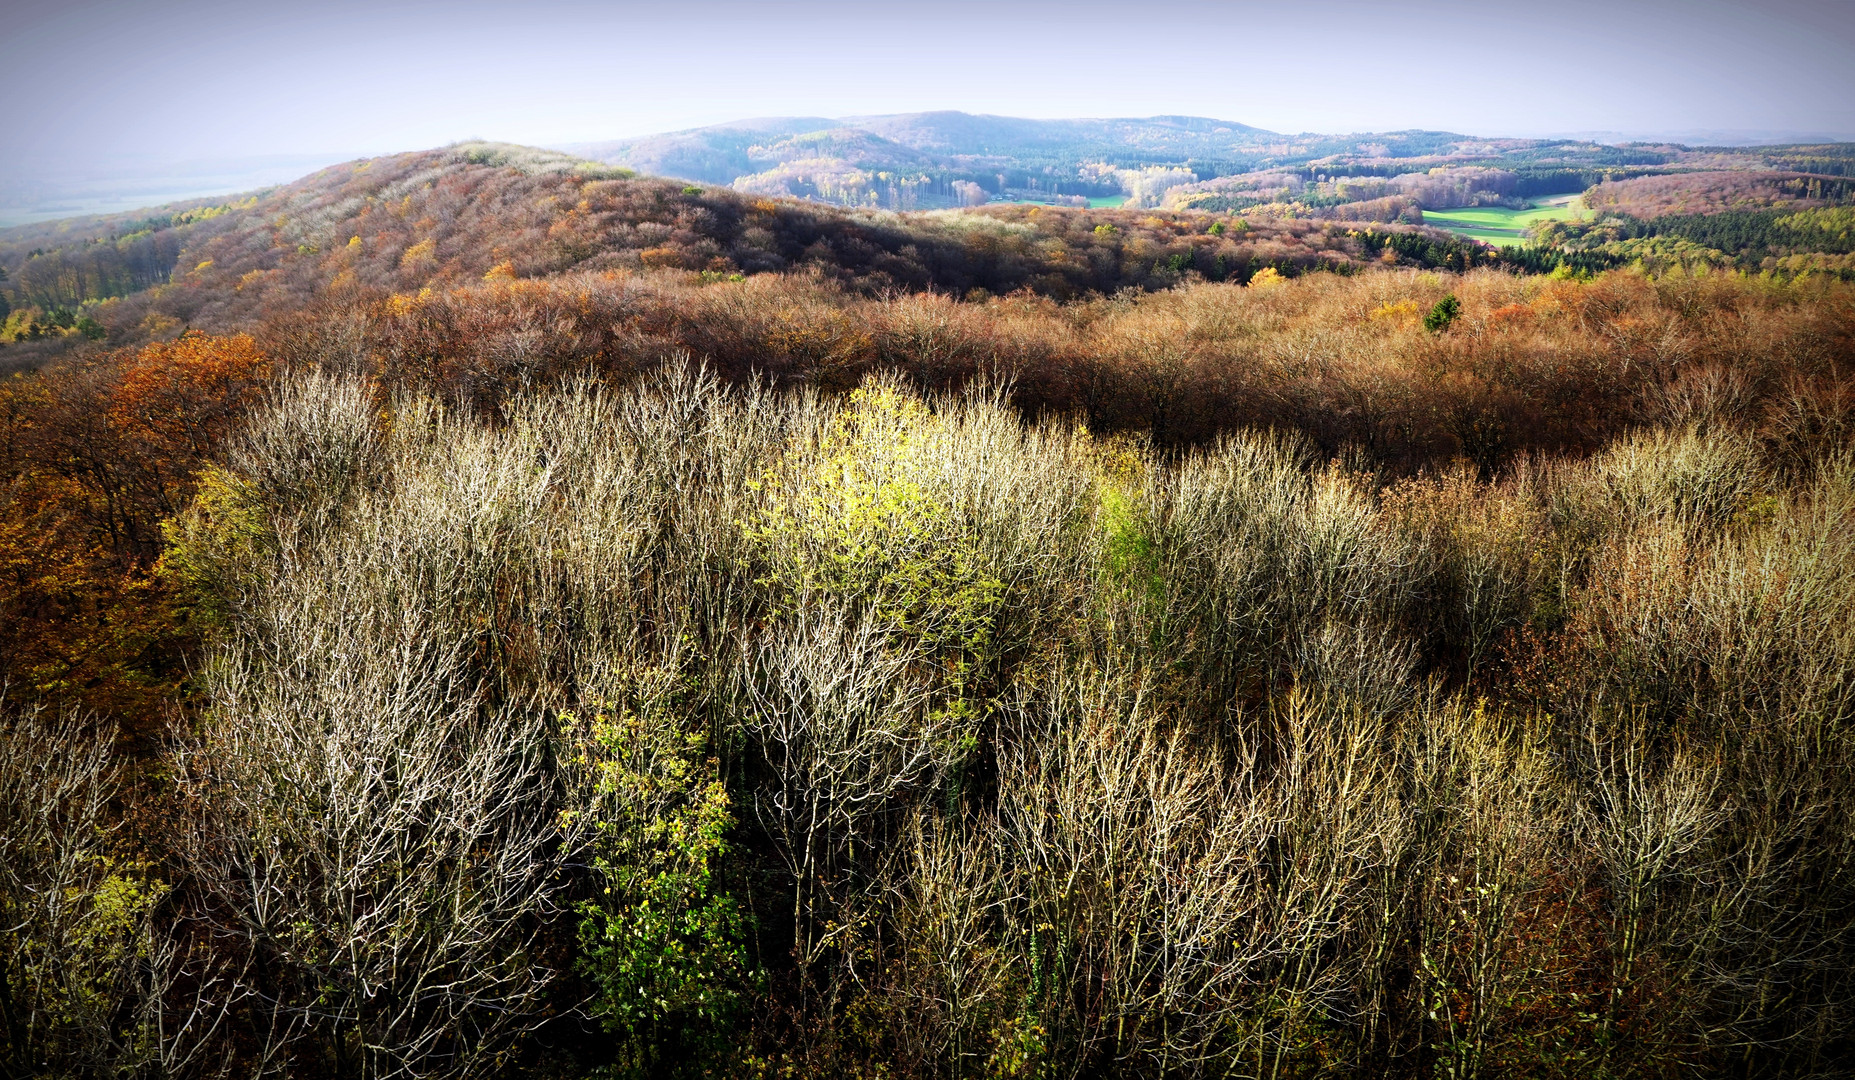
565, 112, 1283, 176
7, 110, 1852, 227
560, 111, 1615, 207
0, 152, 361, 228
559, 110, 1855, 212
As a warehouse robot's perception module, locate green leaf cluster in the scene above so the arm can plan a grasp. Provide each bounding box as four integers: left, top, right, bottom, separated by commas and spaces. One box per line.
157, 464, 271, 629
569, 696, 744, 1079
746, 383, 1005, 660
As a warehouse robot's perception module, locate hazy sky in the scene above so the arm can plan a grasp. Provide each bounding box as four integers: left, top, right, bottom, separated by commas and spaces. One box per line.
5, 0, 1854, 175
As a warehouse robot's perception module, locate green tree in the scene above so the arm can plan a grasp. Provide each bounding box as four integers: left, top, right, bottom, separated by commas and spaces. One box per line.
566, 698, 745, 1079
1424, 293, 1462, 333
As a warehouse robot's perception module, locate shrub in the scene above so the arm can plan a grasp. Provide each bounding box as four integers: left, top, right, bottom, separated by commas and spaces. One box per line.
0, 704, 165, 1077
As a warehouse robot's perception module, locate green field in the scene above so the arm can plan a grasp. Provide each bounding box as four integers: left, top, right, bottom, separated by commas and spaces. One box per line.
1422, 194, 1584, 247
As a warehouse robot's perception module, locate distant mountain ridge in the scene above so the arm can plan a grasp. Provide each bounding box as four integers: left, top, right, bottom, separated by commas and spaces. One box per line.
561, 111, 1302, 192
556, 111, 1711, 210
837, 111, 1277, 156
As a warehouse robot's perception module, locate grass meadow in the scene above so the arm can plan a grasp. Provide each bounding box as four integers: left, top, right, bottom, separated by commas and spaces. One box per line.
1423, 195, 1586, 247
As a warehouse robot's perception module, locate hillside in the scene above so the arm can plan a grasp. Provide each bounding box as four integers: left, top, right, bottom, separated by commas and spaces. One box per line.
564, 116, 844, 185
567, 112, 1298, 188
0, 141, 1504, 368
845, 111, 1279, 163
552, 114, 1855, 277
8, 123, 1855, 351
10, 131, 1855, 376
1583, 169, 1855, 218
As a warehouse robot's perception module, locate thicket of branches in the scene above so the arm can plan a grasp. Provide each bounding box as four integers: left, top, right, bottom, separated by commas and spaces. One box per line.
12, 265, 1849, 729
2, 260, 1854, 1077
273, 264, 1852, 465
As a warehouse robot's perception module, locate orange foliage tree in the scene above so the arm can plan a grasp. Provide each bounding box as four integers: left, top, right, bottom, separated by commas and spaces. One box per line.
0, 332, 269, 732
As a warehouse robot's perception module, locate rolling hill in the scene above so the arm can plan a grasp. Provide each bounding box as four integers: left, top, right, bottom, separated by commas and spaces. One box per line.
564, 112, 1693, 209
561, 111, 1855, 220
6, 118, 1855, 365
0, 140, 1500, 367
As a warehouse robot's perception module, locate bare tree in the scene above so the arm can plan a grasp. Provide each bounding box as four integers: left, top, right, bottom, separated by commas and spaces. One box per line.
176, 389, 567, 1079
0, 704, 160, 1076
741, 602, 952, 991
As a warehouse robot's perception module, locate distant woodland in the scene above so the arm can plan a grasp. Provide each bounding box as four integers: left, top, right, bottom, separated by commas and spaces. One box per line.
7, 124, 1855, 361
0, 144, 1519, 367
565, 113, 1685, 211
3, 129, 1855, 1079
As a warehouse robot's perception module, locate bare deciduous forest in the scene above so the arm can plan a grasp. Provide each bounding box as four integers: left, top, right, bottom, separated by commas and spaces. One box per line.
3, 143, 1855, 1079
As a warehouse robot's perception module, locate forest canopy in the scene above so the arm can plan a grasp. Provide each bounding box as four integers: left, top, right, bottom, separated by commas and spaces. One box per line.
3, 134, 1855, 1079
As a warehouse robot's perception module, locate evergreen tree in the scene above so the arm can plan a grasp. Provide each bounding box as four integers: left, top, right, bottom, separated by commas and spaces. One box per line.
1424, 294, 1461, 333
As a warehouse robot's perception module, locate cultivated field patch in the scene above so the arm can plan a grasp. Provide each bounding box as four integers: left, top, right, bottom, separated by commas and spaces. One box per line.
1423, 194, 1585, 246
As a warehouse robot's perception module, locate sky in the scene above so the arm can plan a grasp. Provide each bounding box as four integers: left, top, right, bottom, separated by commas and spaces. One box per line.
3, 0, 1853, 196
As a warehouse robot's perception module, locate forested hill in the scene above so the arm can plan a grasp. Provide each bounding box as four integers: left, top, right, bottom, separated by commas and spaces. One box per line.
0, 141, 1490, 366
566, 112, 1291, 186
564, 112, 1679, 208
